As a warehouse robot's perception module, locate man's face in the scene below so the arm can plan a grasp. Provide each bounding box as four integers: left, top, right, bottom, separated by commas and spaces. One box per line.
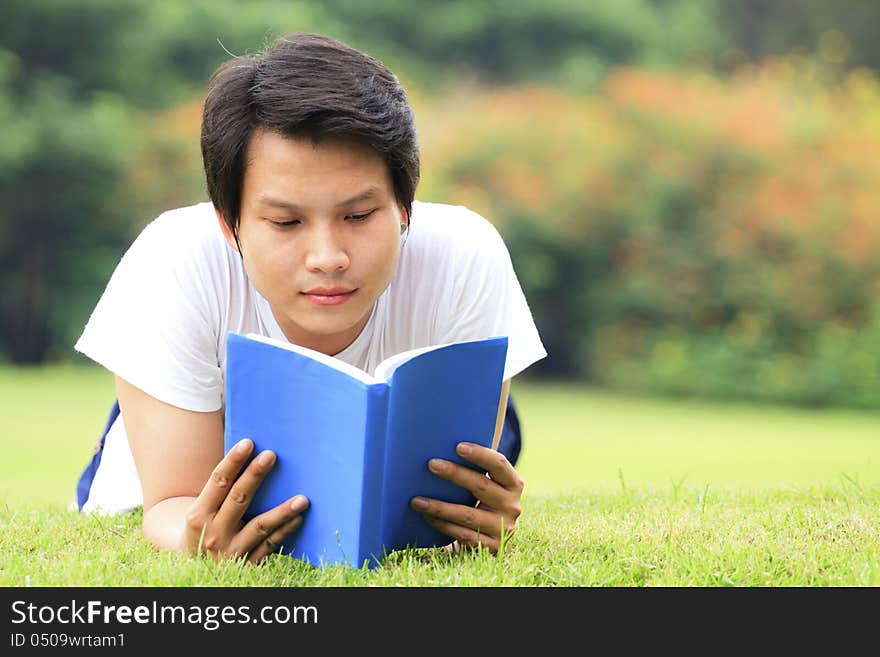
222, 129, 405, 355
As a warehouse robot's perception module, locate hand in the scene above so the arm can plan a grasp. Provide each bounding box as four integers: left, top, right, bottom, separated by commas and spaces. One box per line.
410, 442, 524, 554
182, 438, 309, 563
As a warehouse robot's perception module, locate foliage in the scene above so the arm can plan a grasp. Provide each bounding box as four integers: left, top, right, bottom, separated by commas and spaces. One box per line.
711, 0, 880, 72
3, 1, 880, 410
313, 0, 722, 90
0, 0, 720, 363
0, 35, 138, 361
417, 57, 880, 407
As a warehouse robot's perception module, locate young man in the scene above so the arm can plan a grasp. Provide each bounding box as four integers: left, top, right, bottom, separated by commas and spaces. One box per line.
74, 32, 546, 564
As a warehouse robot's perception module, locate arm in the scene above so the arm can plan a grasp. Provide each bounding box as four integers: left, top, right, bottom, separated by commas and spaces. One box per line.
116, 375, 308, 562
410, 378, 524, 554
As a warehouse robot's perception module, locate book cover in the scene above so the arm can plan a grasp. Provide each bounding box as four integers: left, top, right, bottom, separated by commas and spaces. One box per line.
223, 331, 508, 569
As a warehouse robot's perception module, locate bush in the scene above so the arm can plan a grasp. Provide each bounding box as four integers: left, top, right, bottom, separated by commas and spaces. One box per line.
417, 56, 880, 407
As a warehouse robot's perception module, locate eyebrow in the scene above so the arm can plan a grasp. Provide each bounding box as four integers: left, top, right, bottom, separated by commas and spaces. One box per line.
255, 186, 381, 211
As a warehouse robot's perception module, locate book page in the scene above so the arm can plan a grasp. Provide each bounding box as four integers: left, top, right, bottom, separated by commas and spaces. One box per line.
372, 343, 454, 381
244, 333, 381, 384
372, 337, 511, 381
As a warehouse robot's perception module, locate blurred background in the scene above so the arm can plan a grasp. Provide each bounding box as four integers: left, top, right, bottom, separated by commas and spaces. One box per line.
2, 0, 880, 501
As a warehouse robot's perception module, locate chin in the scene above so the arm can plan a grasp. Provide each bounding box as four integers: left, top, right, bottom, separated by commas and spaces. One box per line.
301, 314, 363, 336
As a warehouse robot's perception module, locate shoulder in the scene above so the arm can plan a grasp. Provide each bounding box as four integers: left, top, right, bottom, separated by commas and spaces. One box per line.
410, 200, 502, 238
119, 202, 232, 281
75, 202, 231, 411
135, 202, 226, 255
393, 201, 515, 311
107, 201, 238, 322
407, 201, 509, 261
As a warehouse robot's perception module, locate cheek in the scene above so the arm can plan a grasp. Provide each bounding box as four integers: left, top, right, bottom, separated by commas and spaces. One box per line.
241, 231, 299, 283
365, 233, 401, 285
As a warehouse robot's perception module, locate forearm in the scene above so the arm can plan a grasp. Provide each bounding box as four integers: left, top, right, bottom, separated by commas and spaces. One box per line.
142, 496, 196, 553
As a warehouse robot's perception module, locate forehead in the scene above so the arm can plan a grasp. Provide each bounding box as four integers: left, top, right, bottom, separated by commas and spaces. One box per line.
243, 129, 392, 195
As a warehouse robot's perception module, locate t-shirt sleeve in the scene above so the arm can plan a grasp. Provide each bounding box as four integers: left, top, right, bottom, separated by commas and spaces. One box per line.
437, 209, 547, 381
74, 214, 225, 412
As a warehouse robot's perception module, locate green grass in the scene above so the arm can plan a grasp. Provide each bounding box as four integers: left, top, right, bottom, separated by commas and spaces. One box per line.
2, 364, 879, 586
515, 382, 880, 494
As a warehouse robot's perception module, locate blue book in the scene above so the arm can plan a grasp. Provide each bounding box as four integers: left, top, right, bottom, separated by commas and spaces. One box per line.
223, 331, 508, 569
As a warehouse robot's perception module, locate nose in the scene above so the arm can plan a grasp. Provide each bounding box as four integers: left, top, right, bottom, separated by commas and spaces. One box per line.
303, 224, 350, 273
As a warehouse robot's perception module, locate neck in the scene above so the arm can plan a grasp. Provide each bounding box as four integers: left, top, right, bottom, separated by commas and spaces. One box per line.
271, 308, 371, 357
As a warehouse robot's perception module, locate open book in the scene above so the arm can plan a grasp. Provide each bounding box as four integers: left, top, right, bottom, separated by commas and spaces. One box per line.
223, 331, 508, 569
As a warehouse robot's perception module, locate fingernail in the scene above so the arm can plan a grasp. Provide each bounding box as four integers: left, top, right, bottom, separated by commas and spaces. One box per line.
428, 458, 447, 473
257, 451, 275, 466
457, 443, 473, 456
236, 438, 252, 453
291, 495, 308, 511
411, 496, 429, 510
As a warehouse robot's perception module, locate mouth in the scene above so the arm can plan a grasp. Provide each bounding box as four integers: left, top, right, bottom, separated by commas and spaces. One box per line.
301, 287, 357, 306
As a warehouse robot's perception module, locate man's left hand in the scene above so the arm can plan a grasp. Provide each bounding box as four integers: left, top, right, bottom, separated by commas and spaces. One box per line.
410, 442, 524, 554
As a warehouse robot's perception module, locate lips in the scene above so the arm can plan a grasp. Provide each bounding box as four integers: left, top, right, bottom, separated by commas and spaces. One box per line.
301, 286, 357, 306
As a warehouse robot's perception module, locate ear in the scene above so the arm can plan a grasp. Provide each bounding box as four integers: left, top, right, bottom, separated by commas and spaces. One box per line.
214, 206, 239, 253
398, 203, 409, 230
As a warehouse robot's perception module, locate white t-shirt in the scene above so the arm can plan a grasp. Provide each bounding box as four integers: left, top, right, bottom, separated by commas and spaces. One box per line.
75, 200, 547, 513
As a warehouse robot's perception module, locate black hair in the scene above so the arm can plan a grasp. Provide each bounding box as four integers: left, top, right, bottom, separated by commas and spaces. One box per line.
201, 32, 420, 242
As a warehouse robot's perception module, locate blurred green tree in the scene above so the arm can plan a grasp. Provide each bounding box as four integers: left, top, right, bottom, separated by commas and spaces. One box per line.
2, 0, 879, 370
313, 0, 722, 89
713, 0, 880, 71
0, 1, 146, 363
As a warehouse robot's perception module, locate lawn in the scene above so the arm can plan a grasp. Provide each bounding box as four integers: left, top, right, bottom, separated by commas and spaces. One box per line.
1, 364, 879, 586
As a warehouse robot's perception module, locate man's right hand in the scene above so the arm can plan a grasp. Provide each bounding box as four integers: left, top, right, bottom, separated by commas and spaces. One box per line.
116, 375, 307, 563
182, 438, 309, 563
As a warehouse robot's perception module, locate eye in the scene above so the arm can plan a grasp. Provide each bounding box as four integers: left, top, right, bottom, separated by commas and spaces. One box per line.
345, 209, 377, 222
270, 219, 301, 227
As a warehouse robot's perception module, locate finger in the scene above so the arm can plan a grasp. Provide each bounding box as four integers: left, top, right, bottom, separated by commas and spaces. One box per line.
427, 457, 510, 509
411, 496, 503, 538
244, 512, 306, 564
184, 438, 254, 546
228, 494, 309, 559
456, 443, 524, 491
211, 449, 278, 535
421, 515, 500, 554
